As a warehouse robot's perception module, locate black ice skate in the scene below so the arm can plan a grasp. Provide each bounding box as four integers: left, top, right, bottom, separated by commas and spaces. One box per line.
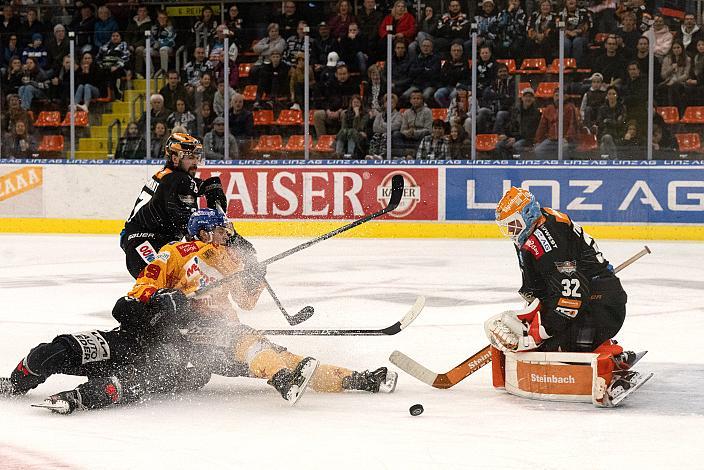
32, 390, 86, 414
268, 356, 319, 406
602, 370, 654, 407
342, 367, 398, 393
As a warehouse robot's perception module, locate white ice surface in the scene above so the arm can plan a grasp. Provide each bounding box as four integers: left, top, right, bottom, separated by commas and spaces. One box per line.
0, 235, 702, 470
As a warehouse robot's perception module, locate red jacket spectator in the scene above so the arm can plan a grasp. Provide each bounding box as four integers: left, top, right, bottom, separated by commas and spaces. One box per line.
535, 98, 578, 143
379, 1, 416, 44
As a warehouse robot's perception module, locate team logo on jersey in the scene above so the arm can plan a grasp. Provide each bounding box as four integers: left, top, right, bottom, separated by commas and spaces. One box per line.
534, 229, 553, 253
523, 235, 545, 259
178, 194, 195, 205
177, 241, 199, 257
185, 257, 202, 278
376, 171, 421, 218
136, 241, 157, 263
555, 260, 577, 275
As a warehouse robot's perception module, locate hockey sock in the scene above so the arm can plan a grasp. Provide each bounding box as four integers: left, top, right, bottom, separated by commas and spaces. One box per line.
280, 352, 351, 393
10, 338, 77, 393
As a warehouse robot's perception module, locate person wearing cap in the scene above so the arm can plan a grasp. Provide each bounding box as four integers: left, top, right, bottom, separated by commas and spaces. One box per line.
579, 72, 606, 128
592, 34, 627, 88
496, 86, 542, 159
475, 0, 499, 47
21, 33, 48, 69
534, 88, 578, 159
203, 116, 238, 160
46, 24, 69, 74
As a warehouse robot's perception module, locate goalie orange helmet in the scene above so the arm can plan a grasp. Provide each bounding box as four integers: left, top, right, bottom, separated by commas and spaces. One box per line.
495, 187, 542, 246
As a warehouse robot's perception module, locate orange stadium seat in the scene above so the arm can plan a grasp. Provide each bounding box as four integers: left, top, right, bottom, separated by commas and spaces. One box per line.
475, 134, 498, 152
547, 58, 577, 74
253, 109, 274, 126
496, 58, 517, 74
38, 135, 64, 153
680, 106, 704, 124
252, 135, 283, 153
60, 111, 89, 127
656, 107, 680, 125
275, 109, 303, 126
313, 135, 336, 153
675, 133, 702, 152
34, 111, 61, 127
242, 85, 257, 101
518, 58, 547, 75
518, 82, 533, 94
535, 82, 560, 99
577, 131, 598, 152
284, 135, 313, 152
589, 32, 610, 50
239, 63, 253, 78
431, 108, 448, 121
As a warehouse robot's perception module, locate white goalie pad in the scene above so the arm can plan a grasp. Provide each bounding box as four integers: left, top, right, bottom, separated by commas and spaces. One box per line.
501, 351, 605, 405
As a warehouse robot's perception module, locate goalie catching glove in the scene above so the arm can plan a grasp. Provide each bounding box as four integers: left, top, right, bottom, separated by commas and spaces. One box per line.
484, 299, 551, 353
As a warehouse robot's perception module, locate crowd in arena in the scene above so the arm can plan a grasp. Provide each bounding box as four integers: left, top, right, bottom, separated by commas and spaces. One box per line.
0, 0, 702, 160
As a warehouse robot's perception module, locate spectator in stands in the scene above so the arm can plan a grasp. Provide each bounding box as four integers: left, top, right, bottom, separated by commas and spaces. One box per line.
207, 47, 238, 90
150, 121, 168, 157
597, 85, 627, 157
314, 22, 336, 70
651, 121, 676, 158
74, 52, 101, 111
447, 86, 470, 133
159, 70, 190, 113
336, 94, 368, 158
253, 23, 286, 67
1, 93, 31, 134
475, 0, 499, 47
328, 0, 355, 40
208, 25, 239, 64
617, 12, 641, 57
49, 54, 74, 107
634, 36, 661, 78
115, 121, 147, 159
2, 120, 36, 157
194, 71, 217, 110
482, 63, 515, 131
2, 35, 20, 71
256, 49, 289, 104
651, 15, 673, 61
197, 100, 216, 138
213, 80, 236, 117
389, 40, 412, 97
403, 38, 441, 104
3, 56, 23, 95
337, 22, 368, 74
228, 93, 254, 151
18, 57, 49, 110
225, 5, 244, 51
658, 41, 691, 113
409, 6, 438, 60
496, 87, 541, 159
138, 93, 169, 133
361, 63, 386, 113
526, 0, 556, 61
21, 8, 46, 49
0, 6, 21, 50
424, 1, 470, 58
379, 1, 416, 46
476, 44, 498, 97
368, 93, 401, 157
580, 72, 607, 127
416, 119, 448, 159
70, 4, 96, 53
150, 10, 176, 77
125, 4, 152, 79
561, 0, 591, 67
447, 123, 470, 159
534, 88, 578, 159
192, 6, 218, 51
678, 13, 703, 56
496, 0, 527, 61
317, 51, 340, 89
283, 21, 306, 66
590, 0, 618, 35
204, 116, 238, 160
313, 63, 357, 136
623, 61, 647, 124
94, 6, 118, 50
616, 0, 650, 34
183, 47, 210, 91
393, 89, 432, 156
685, 38, 704, 103
97, 31, 131, 101
357, 0, 384, 63
21, 33, 48, 69
592, 35, 627, 88
167, 98, 197, 134
45, 25, 68, 74
618, 119, 642, 156
433, 42, 470, 108
289, 51, 315, 109
278, 1, 301, 39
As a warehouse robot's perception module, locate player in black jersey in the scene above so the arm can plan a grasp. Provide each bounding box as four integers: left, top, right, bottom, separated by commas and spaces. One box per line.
120, 132, 228, 278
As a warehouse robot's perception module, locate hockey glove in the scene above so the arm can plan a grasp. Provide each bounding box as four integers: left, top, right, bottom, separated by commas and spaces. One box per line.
484, 299, 547, 353
146, 288, 192, 328
199, 177, 228, 213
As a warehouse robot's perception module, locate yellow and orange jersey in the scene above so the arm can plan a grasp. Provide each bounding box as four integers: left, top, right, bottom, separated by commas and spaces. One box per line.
128, 239, 263, 311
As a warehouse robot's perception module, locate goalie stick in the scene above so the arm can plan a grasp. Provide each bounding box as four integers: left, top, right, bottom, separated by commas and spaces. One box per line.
192, 174, 405, 299
390, 246, 651, 389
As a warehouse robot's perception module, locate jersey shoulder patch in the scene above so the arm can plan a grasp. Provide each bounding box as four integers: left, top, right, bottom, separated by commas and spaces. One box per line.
155, 168, 173, 181
522, 234, 547, 260
176, 241, 200, 257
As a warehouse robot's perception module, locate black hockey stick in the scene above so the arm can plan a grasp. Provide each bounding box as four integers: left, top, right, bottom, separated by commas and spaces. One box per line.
193, 174, 404, 298
256, 296, 425, 336
263, 278, 314, 326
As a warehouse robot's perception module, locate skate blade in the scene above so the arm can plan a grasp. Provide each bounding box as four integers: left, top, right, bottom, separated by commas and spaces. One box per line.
31, 401, 71, 414
288, 359, 319, 407
380, 371, 398, 393
610, 372, 654, 407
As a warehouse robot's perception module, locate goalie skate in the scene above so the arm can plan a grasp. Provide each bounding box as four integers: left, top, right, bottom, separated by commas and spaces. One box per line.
603, 370, 654, 408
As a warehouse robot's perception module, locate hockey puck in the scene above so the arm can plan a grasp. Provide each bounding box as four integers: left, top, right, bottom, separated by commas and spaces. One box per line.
409, 404, 424, 416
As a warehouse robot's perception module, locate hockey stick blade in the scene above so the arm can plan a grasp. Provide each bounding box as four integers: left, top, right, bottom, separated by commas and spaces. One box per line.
390, 346, 492, 389
258, 295, 425, 336
264, 278, 315, 326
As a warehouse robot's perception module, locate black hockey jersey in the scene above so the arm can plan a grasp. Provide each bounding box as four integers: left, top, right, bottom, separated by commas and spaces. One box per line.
516, 207, 625, 337
123, 167, 199, 240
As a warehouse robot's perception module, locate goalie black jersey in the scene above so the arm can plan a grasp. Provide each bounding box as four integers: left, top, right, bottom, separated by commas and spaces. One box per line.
123, 168, 199, 240
515, 207, 624, 336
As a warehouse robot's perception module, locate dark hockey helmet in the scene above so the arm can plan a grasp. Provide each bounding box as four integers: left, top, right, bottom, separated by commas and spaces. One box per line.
187, 208, 234, 239
165, 133, 203, 167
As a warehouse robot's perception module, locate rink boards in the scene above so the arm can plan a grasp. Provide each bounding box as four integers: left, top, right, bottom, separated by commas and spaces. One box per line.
0, 159, 702, 240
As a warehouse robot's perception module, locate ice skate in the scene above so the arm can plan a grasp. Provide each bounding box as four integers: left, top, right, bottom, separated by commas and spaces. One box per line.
602, 370, 654, 407
32, 390, 86, 415
613, 350, 648, 370
343, 367, 398, 393
268, 356, 319, 406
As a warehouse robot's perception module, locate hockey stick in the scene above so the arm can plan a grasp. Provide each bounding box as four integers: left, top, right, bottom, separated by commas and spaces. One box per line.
255, 295, 425, 336
390, 246, 651, 389
263, 278, 315, 326
193, 174, 405, 299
